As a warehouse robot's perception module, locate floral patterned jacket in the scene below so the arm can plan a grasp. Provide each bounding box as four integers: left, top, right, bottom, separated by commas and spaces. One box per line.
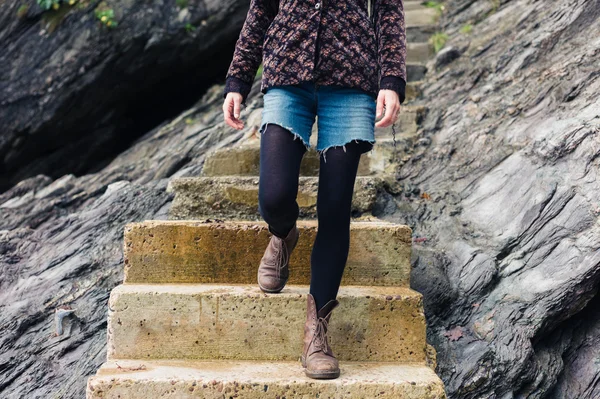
223, 0, 407, 106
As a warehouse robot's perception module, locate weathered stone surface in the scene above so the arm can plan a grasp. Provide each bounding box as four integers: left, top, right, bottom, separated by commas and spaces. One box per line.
0, 0, 249, 191
434, 46, 462, 68
87, 359, 447, 399
376, 105, 427, 139
124, 220, 412, 286
406, 80, 424, 101
167, 176, 384, 219
200, 139, 417, 178
408, 42, 435, 64
400, 1, 600, 398
406, 8, 440, 28
407, 63, 429, 82
405, 1, 431, 11
107, 284, 427, 362
201, 145, 263, 177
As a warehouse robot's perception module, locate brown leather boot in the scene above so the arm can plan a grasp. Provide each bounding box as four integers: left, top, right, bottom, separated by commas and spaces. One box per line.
301, 293, 340, 379
257, 224, 299, 293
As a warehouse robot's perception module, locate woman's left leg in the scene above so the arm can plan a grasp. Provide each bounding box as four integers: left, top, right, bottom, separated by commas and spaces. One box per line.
301, 85, 376, 379
309, 140, 371, 311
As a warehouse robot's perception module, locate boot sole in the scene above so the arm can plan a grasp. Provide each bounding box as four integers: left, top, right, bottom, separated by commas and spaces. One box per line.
300, 355, 340, 379
303, 368, 340, 379
257, 278, 288, 293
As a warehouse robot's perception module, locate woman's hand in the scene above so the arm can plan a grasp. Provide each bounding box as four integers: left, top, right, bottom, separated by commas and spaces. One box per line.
223, 92, 245, 130
375, 89, 401, 128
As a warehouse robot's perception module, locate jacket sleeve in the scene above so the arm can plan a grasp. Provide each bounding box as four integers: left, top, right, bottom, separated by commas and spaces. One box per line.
223, 0, 279, 106
374, 0, 407, 104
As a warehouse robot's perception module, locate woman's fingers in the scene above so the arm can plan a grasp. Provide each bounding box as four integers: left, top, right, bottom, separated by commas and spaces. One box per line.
375, 90, 400, 128
223, 93, 244, 130
376, 93, 385, 119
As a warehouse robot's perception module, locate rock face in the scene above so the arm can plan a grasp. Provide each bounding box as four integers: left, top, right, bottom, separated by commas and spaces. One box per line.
402, 0, 600, 398
1, 0, 599, 398
0, 0, 248, 191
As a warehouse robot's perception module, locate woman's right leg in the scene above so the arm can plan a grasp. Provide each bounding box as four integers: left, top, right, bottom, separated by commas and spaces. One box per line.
256, 83, 315, 293
258, 122, 307, 238
256, 122, 307, 293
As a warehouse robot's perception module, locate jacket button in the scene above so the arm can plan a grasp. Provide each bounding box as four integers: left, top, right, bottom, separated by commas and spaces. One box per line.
315, 2, 321, 9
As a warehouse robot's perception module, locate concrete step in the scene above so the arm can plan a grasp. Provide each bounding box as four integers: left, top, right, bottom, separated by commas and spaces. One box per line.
198, 139, 411, 180
107, 284, 427, 363
406, 79, 424, 100
201, 107, 424, 178
404, 0, 429, 11
124, 220, 412, 286
166, 176, 384, 220
407, 42, 434, 64
87, 359, 447, 398
406, 8, 440, 28
406, 8, 439, 42
375, 105, 427, 139
407, 63, 428, 81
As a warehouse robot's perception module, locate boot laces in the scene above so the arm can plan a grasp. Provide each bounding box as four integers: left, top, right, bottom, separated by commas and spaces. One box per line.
312, 316, 329, 352
265, 237, 288, 279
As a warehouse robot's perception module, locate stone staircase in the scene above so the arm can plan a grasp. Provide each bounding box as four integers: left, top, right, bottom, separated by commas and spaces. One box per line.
86, 1, 446, 397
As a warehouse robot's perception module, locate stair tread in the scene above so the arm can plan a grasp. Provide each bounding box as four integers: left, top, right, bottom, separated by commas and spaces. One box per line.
88, 360, 446, 398
406, 8, 439, 27
131, 219, 407, 229
92, 359, 441, 383
115, 283, 421, 298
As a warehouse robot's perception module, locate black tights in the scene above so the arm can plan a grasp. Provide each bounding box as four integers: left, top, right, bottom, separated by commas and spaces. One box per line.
258, 123, 369, 311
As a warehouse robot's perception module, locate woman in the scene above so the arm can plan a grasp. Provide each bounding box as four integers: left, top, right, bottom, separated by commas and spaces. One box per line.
222, 0, 407, 380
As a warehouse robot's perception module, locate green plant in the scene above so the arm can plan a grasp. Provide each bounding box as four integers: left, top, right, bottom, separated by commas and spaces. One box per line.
460, 24, 473, 34
429, 32, 448, 53
95, 7, 117, 27
256, 63, 263, 78
422, 1, 444, 14
17, 4, 29, 18
176, 0, 188, 9
37, 0, 77, 11
184, 22, 196, 33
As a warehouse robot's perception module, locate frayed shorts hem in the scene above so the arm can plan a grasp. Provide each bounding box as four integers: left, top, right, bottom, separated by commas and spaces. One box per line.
259, 121, 375, 162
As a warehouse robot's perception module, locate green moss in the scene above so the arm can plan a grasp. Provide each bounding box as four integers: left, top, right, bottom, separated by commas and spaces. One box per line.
17, 4, 29, 18
460, 24, 473, 34
429, 32, 449, 53
479, 0, 501, 22
176, 0, 188, 9
184, 22, 196, 33
422, 1, 445, 19
41, 3, 75, 32
490, 0, 500, 13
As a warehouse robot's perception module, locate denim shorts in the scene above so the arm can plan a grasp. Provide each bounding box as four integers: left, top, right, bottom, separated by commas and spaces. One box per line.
259, 81, 376, 161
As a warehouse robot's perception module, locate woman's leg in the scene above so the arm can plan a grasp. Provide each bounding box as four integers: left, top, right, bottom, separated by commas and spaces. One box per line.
258, 123, 307, 238
309, 140, 369, 311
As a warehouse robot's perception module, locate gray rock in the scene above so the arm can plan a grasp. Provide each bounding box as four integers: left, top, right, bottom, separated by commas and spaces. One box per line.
1, 0, 599, 398
386, 0, 600, 397
0, 0, 249, 191
435, 46, 462, 68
